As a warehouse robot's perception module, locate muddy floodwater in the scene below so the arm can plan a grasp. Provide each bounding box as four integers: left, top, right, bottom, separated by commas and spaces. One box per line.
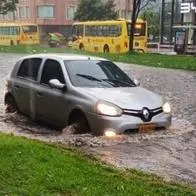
0, 53, 196, 186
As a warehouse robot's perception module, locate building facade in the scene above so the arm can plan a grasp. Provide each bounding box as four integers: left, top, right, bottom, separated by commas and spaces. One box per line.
0, 0, 78, 38
114, 0, 133, 19
0, 0, 133, 40
161, 0, 196, 45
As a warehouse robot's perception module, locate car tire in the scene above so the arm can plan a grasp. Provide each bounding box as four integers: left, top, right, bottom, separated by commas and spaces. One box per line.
69, 112, 90, 134
5, 95, 18, 113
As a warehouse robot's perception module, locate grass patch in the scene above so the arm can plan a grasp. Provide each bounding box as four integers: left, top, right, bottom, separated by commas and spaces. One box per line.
0, 45, 196, 71
0, 133, 195, 195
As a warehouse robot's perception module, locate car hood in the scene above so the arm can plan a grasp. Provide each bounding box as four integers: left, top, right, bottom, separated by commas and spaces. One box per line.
79, 87, 163, 110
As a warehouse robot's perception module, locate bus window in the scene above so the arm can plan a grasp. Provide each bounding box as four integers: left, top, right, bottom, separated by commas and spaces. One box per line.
91, 26, 97, 36
102, 26, 109, 37
73, 25, 83, 37
127, 23, 146, 36
22, 25, 37, 33
85, 25, 90, 36
97, 26, 103, 36
134, 23, 146, 36
109, 25, 121, 37
16, 27, 20, 35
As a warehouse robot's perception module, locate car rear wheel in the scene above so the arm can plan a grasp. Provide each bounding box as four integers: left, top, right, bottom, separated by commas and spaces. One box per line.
69, 111, 90, 134
5, 95, 18, 113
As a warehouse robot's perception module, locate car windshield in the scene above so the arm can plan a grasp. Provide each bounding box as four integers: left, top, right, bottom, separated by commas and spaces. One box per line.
64, 60, 136, 88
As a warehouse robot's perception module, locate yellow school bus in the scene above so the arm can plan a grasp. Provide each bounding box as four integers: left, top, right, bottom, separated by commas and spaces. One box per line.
72, 18, 147, 53
0, 22, 40, 46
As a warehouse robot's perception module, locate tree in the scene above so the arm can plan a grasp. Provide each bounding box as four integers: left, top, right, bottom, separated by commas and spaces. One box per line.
74, 0, 118, 21
129, 0, 155, 51
0, 0, 18, 15
140, 8, 160, 41
104, 0, 118, 20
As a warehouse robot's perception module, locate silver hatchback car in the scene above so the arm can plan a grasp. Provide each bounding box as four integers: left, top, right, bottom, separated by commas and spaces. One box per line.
5, 54, 171, 136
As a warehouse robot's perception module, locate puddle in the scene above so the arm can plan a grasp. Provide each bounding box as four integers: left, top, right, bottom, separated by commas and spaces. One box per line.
0, 106, 195, 148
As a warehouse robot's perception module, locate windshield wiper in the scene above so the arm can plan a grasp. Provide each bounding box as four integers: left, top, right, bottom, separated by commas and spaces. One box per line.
76, 74, 111, 87
76, 74, 134, 87
76, 74, 102, 82
102, 79, 135, 87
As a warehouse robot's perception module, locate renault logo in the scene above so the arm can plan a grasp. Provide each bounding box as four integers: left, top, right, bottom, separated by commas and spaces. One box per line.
142, 108, 150, 120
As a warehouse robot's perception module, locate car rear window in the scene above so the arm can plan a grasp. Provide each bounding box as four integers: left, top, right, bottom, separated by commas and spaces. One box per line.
17, 58, 42, 81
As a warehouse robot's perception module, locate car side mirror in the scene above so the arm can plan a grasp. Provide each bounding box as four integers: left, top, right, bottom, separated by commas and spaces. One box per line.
49, 79, 67, 91
133, 79, 140, 86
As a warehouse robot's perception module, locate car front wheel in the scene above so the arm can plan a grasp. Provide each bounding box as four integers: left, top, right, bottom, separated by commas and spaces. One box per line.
69, 111, 90, 134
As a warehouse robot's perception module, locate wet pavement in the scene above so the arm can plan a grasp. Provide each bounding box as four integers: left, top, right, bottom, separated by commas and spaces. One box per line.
0, 53, 196, 186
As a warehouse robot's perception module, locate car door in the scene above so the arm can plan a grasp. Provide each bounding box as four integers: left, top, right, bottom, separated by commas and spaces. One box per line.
13, 58, 42, 116
35, 59, 68, 126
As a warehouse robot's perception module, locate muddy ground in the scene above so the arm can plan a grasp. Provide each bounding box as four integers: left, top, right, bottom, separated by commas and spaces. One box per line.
0, 53, 196, 186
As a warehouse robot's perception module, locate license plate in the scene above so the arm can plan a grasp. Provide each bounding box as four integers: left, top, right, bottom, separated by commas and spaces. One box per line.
138, 123, 156, 133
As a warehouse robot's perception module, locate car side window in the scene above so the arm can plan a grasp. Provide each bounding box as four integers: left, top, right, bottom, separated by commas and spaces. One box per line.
17, 58, 42, 81
40, 59, 65, 85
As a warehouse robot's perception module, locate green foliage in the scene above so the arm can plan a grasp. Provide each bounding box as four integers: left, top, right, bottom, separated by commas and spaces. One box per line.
74, 0, 118, 21
0, 133, 195, 195
104, 0, 118, 20
129, 0, 156, 50
0, 0, 18, 15
140, 8, 160, 39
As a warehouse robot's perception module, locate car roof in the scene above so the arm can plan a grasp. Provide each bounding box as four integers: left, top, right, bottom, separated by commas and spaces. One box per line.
19, 53, 107, 61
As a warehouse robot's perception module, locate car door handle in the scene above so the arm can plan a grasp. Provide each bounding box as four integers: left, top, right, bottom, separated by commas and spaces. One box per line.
37, 92, 43, 97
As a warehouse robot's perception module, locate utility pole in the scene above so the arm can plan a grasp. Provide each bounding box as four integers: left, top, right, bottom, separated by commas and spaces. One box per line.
170, 0, 175, 43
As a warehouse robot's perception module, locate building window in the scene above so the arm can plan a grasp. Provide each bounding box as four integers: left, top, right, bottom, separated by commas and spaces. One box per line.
66, 6, 75, 19
37, 5, 54, 18
7, 12, 13, 19
18, 7, 30, 19
19, 7, 25, 18
26, 7, 30, 18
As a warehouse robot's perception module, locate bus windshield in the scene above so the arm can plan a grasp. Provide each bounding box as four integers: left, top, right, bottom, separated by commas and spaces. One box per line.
127, 23, 146, 36
22, 25, 38, 33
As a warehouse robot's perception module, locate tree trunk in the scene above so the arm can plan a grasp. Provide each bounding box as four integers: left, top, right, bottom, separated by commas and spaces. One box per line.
129, 0, 137, 51
129, 0, 142, 51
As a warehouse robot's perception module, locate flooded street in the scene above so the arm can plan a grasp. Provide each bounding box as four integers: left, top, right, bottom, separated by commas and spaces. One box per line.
0, 53, 196, 186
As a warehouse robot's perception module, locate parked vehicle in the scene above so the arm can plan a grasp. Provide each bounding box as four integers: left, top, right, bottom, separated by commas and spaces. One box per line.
48, 32, 67, 47
0, 22, 40, 46
4, 54, 171, 136
72, 18, 147, 53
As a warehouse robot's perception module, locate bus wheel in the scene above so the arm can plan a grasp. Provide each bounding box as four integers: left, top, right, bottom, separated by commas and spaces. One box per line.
139, 49, 145, 53
10, 40, 14, 46
79, 44, 84, 50
104, 45, 109, 53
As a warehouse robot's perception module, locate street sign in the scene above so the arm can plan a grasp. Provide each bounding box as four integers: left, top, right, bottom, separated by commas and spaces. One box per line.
180, 2, 196, 14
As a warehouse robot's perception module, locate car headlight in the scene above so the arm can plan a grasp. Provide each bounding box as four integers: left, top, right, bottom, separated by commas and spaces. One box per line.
162, 102, 171, 113
96, 101, 122, 116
